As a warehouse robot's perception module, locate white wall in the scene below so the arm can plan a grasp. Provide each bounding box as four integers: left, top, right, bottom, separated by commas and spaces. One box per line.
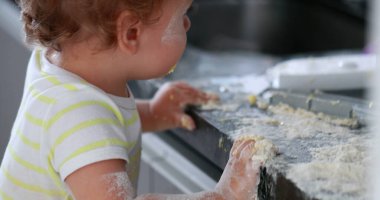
0, 1, 31, 158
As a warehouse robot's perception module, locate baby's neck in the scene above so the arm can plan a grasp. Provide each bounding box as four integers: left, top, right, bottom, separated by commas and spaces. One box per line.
46, 40, 131, 97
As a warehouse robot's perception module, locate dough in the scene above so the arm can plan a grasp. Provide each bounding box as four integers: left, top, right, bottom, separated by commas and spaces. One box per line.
236, 135, 278, 163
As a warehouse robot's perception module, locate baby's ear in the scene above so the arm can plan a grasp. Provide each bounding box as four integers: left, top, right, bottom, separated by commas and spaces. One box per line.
116, 11, 141, 54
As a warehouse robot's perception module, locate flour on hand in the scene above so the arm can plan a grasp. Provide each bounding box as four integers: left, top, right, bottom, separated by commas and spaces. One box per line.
235, 135, 278, 163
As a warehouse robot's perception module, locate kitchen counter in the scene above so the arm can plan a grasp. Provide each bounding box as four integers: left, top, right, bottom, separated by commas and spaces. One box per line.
130, 47, 373, 200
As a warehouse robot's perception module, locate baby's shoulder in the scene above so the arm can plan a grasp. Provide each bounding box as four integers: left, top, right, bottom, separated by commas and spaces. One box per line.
29, 74, 115, 108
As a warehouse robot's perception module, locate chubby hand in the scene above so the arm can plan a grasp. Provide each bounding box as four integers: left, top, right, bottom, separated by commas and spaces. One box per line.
215, 139, 261, 200
149, 81, 218, 131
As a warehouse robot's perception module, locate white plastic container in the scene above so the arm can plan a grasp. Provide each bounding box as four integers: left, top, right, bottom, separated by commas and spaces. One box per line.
267, 54, 377, 90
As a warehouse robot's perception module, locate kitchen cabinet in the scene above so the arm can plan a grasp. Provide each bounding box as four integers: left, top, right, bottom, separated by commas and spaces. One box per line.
137, 134, 217, 195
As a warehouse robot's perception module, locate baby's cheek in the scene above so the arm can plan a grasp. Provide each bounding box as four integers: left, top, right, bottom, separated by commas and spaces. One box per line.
162, 34, 186, 46
161, 13, 187, 44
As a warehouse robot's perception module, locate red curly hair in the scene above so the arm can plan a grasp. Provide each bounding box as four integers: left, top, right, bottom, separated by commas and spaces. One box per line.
16, 0, 163, 51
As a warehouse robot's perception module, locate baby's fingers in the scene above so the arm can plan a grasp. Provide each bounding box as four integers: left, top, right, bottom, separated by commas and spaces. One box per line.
174, 113, 196, 131
239, 141, 256, 161
230, 139, 255, 159
173, 82, 219, 105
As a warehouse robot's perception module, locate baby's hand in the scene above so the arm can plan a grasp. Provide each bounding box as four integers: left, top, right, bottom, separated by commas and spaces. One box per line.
149, 81, 218, 131
215, 139, 261, 200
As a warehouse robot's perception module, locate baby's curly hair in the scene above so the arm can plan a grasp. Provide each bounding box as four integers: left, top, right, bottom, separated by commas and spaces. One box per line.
16, 0, 163, 51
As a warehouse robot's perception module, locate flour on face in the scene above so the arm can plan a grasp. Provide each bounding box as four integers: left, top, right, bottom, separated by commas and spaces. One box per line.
161, 1, 188, 44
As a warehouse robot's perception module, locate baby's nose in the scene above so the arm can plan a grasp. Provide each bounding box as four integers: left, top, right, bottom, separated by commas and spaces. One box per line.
183, 16, 191, 32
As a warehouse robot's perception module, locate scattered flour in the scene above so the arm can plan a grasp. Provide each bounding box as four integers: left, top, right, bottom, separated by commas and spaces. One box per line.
288, 162, 367, 200
228, 103, 369, 199
268, 103, 359, 129
200, 101, 241, 112
287, 137, 372, 200
228, 103, 358, 140
235, 135, 278, 164
197, 89, 368, 199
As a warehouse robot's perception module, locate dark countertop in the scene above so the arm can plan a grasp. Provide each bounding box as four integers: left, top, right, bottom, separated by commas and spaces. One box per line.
130, 47, 372, 200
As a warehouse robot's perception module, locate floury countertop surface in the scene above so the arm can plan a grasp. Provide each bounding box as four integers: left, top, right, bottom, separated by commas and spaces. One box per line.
130, 47, 373, 200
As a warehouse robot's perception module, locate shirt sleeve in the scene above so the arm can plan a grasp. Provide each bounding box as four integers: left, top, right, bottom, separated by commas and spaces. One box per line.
43, 87, 131, 181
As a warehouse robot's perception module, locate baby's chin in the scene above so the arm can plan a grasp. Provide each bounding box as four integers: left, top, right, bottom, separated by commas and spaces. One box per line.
143, 65, 177, 80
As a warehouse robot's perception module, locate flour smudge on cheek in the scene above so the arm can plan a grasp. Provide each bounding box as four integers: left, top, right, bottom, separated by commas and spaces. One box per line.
161, 3, 187, 44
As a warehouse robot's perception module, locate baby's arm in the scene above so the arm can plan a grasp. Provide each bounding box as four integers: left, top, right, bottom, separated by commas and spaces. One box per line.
65, 159, 132, 200
66, 160, 223, 200
65, 139, 259, 200
137, 82, 218, 132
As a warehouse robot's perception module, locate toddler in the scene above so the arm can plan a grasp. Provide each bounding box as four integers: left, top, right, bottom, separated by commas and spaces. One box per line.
0, 0, 260, 199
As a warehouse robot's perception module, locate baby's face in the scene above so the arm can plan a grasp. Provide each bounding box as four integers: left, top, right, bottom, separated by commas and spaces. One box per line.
160, 0, 192, 45
134, 0, 193, 79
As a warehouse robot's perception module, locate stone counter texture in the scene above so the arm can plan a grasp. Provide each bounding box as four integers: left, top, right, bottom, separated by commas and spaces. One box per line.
129, 48, 372, 200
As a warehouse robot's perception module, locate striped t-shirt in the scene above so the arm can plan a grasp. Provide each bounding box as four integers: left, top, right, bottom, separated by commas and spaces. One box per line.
0, 49, 142, 200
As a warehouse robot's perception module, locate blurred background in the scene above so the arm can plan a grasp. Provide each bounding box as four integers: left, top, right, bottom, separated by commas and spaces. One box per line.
187, 0, 368, 55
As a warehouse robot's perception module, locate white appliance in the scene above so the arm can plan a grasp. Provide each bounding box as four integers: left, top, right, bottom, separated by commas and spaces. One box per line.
268, 54, 377, 91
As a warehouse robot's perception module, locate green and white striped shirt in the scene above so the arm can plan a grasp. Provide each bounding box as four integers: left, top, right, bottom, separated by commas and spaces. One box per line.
0, 49, 142, 199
